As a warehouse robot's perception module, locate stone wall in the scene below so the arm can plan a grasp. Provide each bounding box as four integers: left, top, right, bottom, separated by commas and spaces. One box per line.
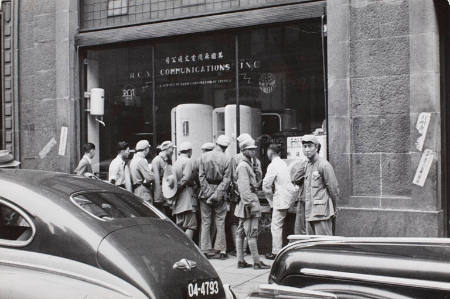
328, 0, 443, 237
17, 0, 79, 172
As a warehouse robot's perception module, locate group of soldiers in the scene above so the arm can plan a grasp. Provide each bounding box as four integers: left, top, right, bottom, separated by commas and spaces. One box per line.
74, 132, 340, 270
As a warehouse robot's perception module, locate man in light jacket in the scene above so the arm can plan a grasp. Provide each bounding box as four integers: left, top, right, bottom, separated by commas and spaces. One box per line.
302, 135, 340, 235
130, 140, 154, 203
173, 142, 197, 240
262, 143, 296, 260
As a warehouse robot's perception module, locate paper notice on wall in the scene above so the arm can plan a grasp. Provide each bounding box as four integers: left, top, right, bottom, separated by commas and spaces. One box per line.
287, 136, 305, 159
39, 137, 57, 159
58, 126, 68, 156
415, 112, 431, 151
413, 149, 434, 187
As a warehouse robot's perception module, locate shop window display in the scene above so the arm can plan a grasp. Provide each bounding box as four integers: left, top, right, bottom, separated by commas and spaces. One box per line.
85, 19, 325, 175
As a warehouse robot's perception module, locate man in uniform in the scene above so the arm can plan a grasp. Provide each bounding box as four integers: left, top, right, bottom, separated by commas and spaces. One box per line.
108, 141, 131, 190
172, 142, 197, 240
302, 135, 340, 235
198, 135, 231, 259
152, 141, 175, 216
130, 140, 154, 203
235, 138, 270, 270
74, 143, 96, 178
228, 133, 262, 256
263, 143, 296, 260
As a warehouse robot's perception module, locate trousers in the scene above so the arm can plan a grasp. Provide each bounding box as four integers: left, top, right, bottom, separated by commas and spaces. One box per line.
236, 217, 260, 264
294, 201, 306, 235
306, 218, 333, 235
200, 199, 227, 253
271, 209, 288, 254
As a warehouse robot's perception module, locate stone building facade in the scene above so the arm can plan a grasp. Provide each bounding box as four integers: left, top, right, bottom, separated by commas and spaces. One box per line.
1, 0, 448, 237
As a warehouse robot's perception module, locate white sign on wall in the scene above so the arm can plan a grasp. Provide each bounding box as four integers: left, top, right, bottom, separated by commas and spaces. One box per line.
415, 112, 431, 152
58, 126, 68, 156
413, 149, 434, 187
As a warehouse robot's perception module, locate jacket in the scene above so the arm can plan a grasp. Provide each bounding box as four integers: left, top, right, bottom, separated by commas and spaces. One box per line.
262, 156, 296, 210
151, 153, 169, 204
173, 155, 197, 215
130, 153, 154, 202
74, 155, 93, 176
304, 156, 340, 221
234, 156, 261, 218
289, 158, 308, 202
230, 153, 262, 202
198, 147, 231, 201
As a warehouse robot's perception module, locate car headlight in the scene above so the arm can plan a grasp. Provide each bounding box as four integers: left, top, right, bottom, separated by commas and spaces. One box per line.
223, 284, 237, 299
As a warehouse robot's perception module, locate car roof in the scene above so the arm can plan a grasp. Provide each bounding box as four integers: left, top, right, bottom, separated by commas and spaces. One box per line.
0, 169, 120, 198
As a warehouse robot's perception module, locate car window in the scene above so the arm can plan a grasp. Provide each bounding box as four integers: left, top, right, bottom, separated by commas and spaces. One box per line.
0, 199, 35, 246
71, 192, 159, 221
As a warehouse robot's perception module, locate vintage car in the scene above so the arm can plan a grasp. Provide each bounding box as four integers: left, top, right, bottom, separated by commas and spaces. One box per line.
0, 247, 148, 299
248, 236, 450, 299
0, 169, 234, 299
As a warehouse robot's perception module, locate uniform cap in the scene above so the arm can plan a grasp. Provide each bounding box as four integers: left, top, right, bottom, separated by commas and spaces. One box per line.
201, 142, 215, 151
135, 140, 150, 151
159, 141, 175, 151
178, 141, 192, 152
301, 135, 320, 145
216, 135, 231, 147
239, 138, 257, 151
237, 133, 252, 144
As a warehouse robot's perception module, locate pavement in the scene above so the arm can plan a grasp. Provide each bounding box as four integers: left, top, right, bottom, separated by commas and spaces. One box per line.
209, 255, 273, 299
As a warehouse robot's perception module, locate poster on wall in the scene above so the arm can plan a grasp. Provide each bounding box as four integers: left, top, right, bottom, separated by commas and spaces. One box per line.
287, 136, 305, 160
413, 149, 434, 187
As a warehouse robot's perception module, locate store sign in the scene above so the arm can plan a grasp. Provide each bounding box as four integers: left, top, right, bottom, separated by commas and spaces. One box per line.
156, 50, 261, 88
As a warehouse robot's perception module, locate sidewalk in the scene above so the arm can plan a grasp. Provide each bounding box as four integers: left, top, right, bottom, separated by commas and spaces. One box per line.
210, 255, 273, 299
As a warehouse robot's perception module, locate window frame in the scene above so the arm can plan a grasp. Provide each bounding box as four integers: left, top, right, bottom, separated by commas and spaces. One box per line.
70, 190, 165, 221
0, 198, 36, 247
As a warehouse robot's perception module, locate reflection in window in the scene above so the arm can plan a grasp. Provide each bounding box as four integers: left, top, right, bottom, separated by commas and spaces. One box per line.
72, 192, 159, 220
107, 0, 128, 17
0, 203, 33, 242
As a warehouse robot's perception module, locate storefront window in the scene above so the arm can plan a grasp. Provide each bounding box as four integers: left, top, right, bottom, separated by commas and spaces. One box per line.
238, 19, 325, 166
85, 19, 325, 175
86, 44, 153, 173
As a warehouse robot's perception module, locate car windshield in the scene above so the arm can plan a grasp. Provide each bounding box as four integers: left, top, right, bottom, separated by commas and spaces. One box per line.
71, 192, 159, 220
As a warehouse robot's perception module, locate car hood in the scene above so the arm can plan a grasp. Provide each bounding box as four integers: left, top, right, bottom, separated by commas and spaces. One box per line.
97, 218, 225, 299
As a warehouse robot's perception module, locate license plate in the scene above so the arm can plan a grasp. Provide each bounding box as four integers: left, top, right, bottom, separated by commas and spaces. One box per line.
186, 278, 220, 298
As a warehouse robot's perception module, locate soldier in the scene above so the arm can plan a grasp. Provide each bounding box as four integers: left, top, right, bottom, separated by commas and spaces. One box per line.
198, 135, 231, 259
235, 138, 270, 269
228, 133, 262, 256
302, 135, 340, 235
130, 140, 154, 203
152, 141, 175, 215
172, 142, 197, 240
74, 143, 96, 178
262, 143, 296, 260
108, 141, 131, 190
